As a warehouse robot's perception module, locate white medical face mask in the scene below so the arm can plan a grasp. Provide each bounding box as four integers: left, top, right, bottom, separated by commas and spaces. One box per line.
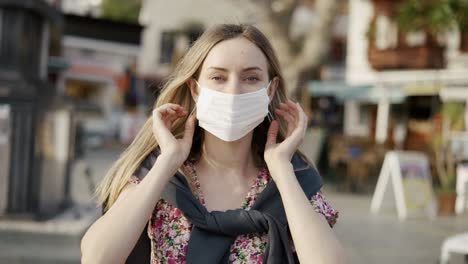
193, 80, 273, 142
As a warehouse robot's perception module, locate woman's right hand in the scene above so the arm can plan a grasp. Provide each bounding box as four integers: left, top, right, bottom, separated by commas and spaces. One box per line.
152, 103, 196, 167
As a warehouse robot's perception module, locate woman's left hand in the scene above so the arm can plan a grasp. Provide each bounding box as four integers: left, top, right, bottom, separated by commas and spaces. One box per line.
264, 99, 308, 171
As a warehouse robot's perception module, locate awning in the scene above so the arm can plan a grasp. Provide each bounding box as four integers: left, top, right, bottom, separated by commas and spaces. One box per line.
364, 86, 406, 103
309, 81, 371, 100
309, 81, 405, 103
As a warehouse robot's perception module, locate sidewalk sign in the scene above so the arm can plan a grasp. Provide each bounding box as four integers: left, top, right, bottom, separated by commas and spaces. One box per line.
370, 151, 436, 220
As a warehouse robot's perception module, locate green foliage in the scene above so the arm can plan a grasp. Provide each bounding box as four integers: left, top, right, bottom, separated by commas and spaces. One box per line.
443, 102, 466, 130
449, 0, 468, 31
435, 173, 457, 192
397, 0, 457, 35
101, 0, 142, 23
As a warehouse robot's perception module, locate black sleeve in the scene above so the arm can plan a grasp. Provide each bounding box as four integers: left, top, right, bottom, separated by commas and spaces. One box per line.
133, 148, 161, 181
291, 152, 323, 198
126, 224, 151, 264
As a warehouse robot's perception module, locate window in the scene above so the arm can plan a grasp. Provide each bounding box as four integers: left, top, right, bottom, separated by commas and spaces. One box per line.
159, 31, 176, 64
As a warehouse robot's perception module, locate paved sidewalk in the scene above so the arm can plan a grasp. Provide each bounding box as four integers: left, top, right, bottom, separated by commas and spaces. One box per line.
0, 145, 124, 264
325, 188, 468, 264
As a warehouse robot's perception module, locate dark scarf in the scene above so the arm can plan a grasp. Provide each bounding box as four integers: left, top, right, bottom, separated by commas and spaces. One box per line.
112, 149, 322, 264
160, 151, 322, 264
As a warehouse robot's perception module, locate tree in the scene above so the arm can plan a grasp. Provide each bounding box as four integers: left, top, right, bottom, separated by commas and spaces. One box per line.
242, 0, 339, 100
101, 0, 142, 23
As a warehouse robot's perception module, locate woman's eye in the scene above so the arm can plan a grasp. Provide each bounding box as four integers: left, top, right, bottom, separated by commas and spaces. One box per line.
211, 76, 224, 81
246, 76, 259, 82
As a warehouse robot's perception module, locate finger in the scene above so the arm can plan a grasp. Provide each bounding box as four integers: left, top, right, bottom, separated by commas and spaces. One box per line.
161, 107, 176, 117
163, 103, 185, 110
274, 111, 291, 137
275, 109, 294, 124
165, 114, 180, 128
279, 102, 290, 111
266, 120, 279, 147
152, 109, 175, 142
286, 100, 299, 115
290, 103, 307, 138
160, 106, 187, 124
275, 109, 294, 136
280, 102, 298, 126
298, 103, 308, 134
280, 104, 307, 146
158, 104, 185, 115
286, 100, 300, 125
174, 107, 188, 115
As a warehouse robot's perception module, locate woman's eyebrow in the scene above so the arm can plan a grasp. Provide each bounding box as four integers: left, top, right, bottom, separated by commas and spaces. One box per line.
243, 67, 263, 72
207, 66, 263, 72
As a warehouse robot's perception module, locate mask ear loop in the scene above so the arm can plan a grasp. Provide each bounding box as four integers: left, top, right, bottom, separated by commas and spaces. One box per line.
267, 110, 274, 122
188, 104, 197, 118
266, 80, 275, 122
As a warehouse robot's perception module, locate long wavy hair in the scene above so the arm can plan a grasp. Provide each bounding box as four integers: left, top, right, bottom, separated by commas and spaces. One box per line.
96, 24, 312, 213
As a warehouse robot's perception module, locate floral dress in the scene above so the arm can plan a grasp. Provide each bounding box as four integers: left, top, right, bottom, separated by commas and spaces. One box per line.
128, 160, 339, 264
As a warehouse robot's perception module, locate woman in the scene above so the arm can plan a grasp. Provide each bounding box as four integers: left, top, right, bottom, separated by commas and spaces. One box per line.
81, 24, 346, 264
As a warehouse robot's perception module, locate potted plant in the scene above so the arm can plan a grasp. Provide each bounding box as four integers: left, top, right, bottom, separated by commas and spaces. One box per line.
449, 0, 468, 52
432, 103, 465, 215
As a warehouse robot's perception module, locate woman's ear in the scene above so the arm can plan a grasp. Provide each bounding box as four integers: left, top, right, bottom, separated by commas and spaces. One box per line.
187, 79, 199, 101
268, 76, 279, 101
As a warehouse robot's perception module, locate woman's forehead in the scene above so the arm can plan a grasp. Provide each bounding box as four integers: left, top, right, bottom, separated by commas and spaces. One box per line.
201, 37, 268, 73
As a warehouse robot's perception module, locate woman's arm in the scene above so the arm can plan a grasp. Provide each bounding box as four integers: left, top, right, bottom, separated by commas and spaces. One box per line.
81, 103, 196, 264
269, 161, 347, 264
80, 154, 179, 264
264, 100, 347, 263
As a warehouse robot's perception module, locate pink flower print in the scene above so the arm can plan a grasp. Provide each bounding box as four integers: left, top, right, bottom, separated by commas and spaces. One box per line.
174, 208, 182, 217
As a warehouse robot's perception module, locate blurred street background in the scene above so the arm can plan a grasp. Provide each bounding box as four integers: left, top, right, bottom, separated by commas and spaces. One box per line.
1, 0, 468, 263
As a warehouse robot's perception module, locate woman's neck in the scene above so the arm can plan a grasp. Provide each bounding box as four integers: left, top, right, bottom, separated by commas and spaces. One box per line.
199, 131, 256, 176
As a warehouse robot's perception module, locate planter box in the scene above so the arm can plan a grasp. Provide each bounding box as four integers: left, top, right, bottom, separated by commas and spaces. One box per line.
371, 0, 404, 16
368, 44, 445, 70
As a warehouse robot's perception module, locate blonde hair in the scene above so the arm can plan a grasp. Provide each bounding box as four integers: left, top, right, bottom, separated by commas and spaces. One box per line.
96, 24, 312, 213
